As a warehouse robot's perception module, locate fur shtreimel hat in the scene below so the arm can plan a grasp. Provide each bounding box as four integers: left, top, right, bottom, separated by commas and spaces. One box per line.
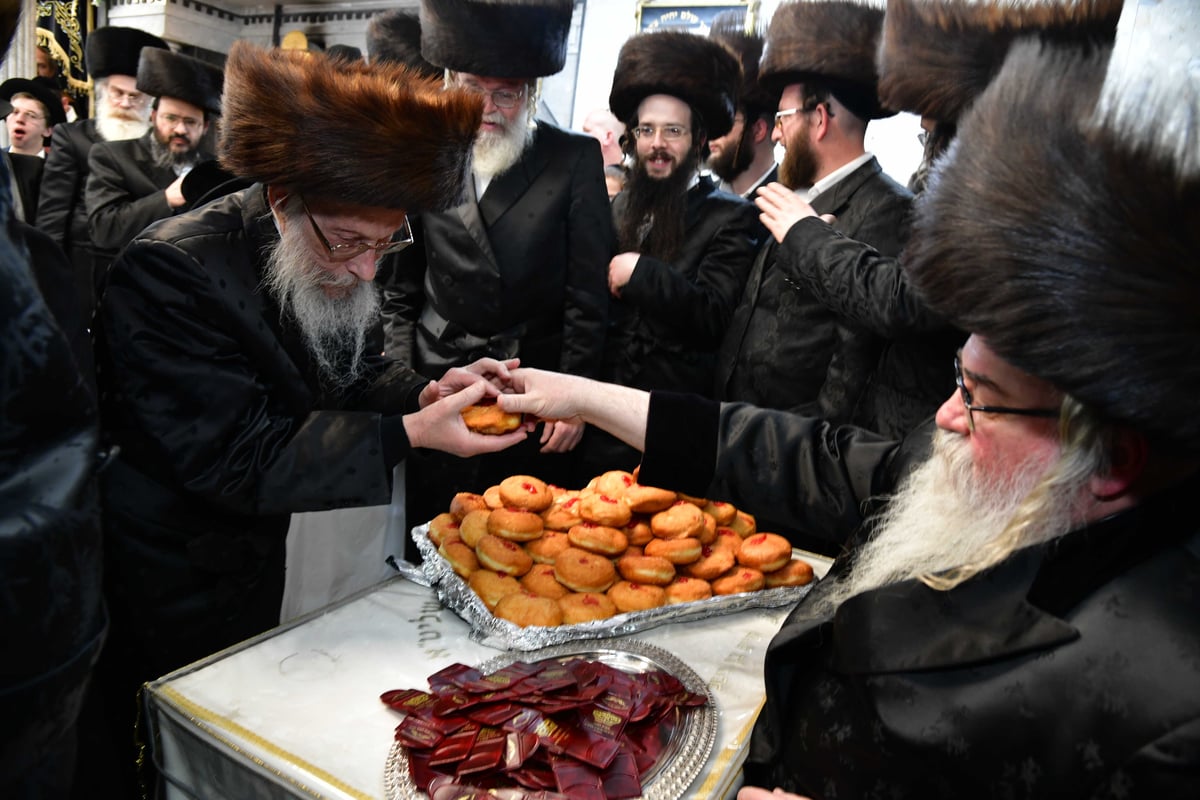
219, 40, 482, 212
419, 0, 574, 78
760, 0, 892, 120
709, 10, 772, 119
367, 9, 442, 77
878, 0, 1122, 124
0, 77, 67, 126
85, 26, 169, 80
137, 47, 224, 116
609, 31, 742, 139
903, 3, 1200, 454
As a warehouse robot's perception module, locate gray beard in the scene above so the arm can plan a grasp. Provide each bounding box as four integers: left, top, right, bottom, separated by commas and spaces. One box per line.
96, 116, 149, 142
805, 429, 1087, 618
150, 132, 201, 172
262, 216, 381, 391
473, 107, 534, 180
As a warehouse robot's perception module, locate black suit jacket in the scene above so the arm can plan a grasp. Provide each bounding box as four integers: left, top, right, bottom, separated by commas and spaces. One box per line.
380, 121, 612, 378
36, 118, 101, 253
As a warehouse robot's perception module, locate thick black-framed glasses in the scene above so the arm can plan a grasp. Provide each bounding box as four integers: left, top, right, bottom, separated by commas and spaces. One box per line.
954, 350, 1060, 431
302, 200, 413, 262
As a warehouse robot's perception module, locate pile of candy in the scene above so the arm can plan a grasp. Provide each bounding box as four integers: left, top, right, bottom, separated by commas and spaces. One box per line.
381, 657, 707, 799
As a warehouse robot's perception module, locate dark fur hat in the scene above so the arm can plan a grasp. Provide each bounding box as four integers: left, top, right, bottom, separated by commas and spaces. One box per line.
709, 10, 772, 119
0, 77, 67, 126
137, 48, 224, 116
367, 9, 442, 77
218, 40, 482, 212
85, 26, 168, 80
419, 0, 574, 78
903, 33, 1200, 453
760, 0, 891, 120
609, 30, 742, 139
878, 0, 1122, 124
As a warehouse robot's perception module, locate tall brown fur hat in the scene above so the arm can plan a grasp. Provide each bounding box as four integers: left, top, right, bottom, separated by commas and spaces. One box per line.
367, 9, 442, 78
903, 31, 1200, 454
709, 10, 773, 119
86, 26, 169, 80
218, 40, 482, 212
419, 0, 574, 78
878, 0, 1122, 124
137, 48, 224, 116
609, 30, 742, 139
760, 0, 892, 120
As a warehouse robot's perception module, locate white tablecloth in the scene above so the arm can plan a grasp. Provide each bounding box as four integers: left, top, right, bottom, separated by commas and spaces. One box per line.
146, 556, 830, 800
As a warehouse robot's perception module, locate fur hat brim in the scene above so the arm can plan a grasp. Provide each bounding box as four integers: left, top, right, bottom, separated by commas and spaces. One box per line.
904, 36, 1200, 453
367, 9, 442, 78
0, 77, 67, 126
419, 0, 574, 78
878, 0, 1122, 123
609, 31, 742, 139
85, 26, 169, 80
218, 41, 482, 212
137, 47, 224, 116
709, 11, 772, 118
760, 0, 892, 119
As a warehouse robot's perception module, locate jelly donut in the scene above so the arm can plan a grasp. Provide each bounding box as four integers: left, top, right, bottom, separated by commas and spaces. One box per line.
520, 563, 570, 599
567, 522, 628, 556
737, 533, 792, 573
558, 592, 617, 624
524, 530, 570, 564
712, 566, 765, 596
588, 469, 635, 499
665, 576, 713, 604
697, 512, 717, 544
644, 536, 702, 565
682, 544, 735, 580
449, 491, 489, 520
677, 492, 708, 507
494, 590, 563, 627
487, 508, 544, 542
482, 485, 504, 509
541, 493, 583, 531
727, 509, 757, 538
702, 500, 737, 526
468, 569, 522, 611
607, 580, 667, 613
713, 527, 743, 555
616, 554, 675, 586
460, 402, 523, 434
579, 491, 633, 527
427, 512, 461, 546
499, 474, 553, 512
553, 547, 617, 593
459, 509, 491, 548
438, 539, 478, 578
476, 534, 533, 577
764, 558, 815, 588
650, 502, 704, 540
624, 483, 676, 514
623, 518, 654, 547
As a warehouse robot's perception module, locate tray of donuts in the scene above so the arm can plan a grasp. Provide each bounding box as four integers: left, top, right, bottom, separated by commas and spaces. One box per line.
413, 469, 818, 651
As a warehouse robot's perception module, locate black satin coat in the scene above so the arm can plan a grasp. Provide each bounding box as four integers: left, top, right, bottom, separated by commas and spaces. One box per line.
94, 184, 427, 677
0, 156, 104, 788
638, 393, 1200, 799
715, 157, 912, 419
606, 175, 762, 397
379, 121, 612, 378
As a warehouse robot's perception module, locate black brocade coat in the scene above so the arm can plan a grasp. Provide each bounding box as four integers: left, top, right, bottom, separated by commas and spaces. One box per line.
606, 174, 762, 397
715, 157, 912, 420
94, 185, 427, 678
638, 394, 1200, 799
379, 122, 612, 378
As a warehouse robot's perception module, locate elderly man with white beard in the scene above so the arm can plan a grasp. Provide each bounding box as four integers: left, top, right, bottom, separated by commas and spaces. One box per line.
495, 3, 1200, 795
36, 26, 168, 314
86, 43, 531, 796
378, 0, 613, 555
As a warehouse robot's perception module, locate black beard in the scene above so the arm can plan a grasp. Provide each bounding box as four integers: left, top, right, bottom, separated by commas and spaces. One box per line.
150, 128, 201, 170
778, 124, 818, 190
616, 147, 700, 262
708, 122, 756, 183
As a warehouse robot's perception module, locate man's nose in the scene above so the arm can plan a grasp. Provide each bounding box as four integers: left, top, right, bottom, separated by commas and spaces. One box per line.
935, 388, 969, 435
345, 253, 378, 283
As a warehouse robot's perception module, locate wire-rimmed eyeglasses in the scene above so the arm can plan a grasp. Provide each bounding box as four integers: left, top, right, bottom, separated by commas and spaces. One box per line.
459, 81, 526, 110
954, 350, 1060, 431
302, 200, 413, 263
631, 124, 690, 141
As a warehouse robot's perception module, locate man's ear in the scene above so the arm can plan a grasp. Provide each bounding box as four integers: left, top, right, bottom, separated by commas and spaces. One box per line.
1090, 427, 1149, 501
266, 185, 290, 226
751, 117, 771, 145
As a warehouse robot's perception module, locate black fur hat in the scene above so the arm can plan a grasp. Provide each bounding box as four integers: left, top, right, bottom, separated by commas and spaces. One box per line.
878, 0, 1122, 123
904, 21, 1200, 453
219, 40, 482, 212
137, 47, 224, 116
609, 30, 742, 139
85, 26, 169, 80
709, 10, 772, 119
0, 77, 67, 126
760, 0, 892, 120
367, 9, 442, 77
419, 0, 574, 78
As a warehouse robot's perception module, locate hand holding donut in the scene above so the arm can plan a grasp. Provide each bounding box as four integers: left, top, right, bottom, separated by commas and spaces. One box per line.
404, 380, 528, 457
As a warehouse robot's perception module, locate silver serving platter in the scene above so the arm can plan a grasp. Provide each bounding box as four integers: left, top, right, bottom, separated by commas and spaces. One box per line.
411, 523, 816, 652
384, 639, 718, 800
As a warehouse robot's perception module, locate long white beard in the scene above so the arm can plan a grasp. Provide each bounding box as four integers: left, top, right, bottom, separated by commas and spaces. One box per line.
262, 217, 381, 390
472, 106, 534, 180
96, 116, 149, 142
809, 429, 1086, 616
